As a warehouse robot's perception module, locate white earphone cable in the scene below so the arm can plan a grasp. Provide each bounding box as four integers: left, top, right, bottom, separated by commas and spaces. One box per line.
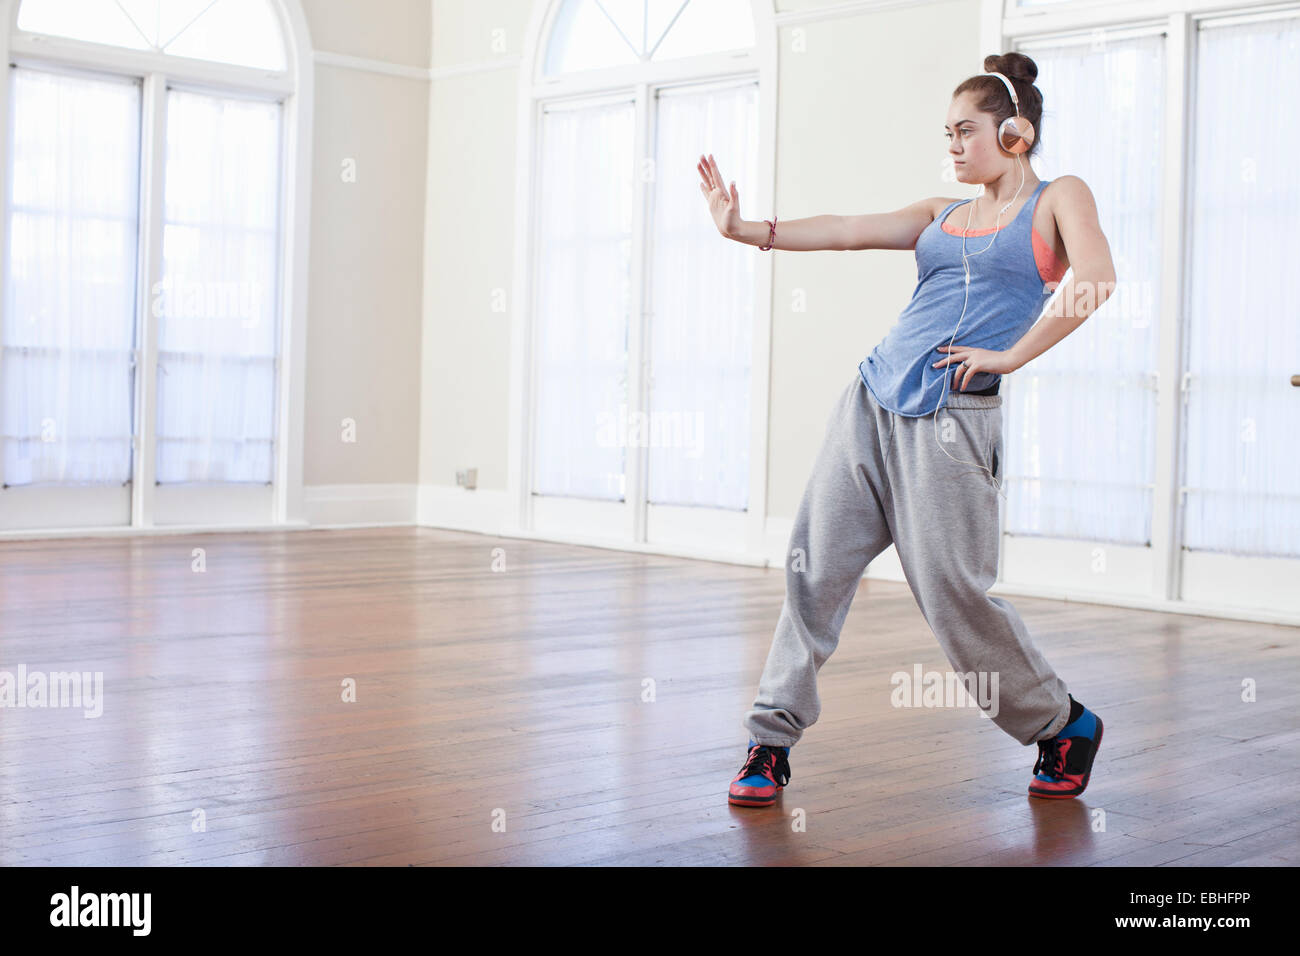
930, 152, 1027, 501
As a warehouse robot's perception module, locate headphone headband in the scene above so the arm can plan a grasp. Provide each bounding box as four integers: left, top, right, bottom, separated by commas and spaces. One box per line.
981, 71, 1020, 114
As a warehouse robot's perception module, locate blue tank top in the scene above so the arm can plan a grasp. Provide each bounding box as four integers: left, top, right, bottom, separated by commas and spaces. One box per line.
858, 178, 1055, 417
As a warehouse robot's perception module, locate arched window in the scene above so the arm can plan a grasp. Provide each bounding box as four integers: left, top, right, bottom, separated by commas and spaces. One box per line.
544, 0, 756, 74
16, 0, 287, 69
2, 0, 303, 531
523, 1, 770, 553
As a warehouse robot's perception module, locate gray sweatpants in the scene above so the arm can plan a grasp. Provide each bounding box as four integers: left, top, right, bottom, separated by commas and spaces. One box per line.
744, 371, 1072, 748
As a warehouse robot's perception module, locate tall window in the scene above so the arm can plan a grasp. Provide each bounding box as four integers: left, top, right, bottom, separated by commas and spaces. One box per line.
533, 98, 635, 500
647, 81, 757, 510
2, 0, 291, 527
531, 1, 761, 532
1005, 33, 1165, 544
1001, 0, 1300, 617
157, 89, 282, 483
4, 67, 141, 485
1182, 14, 1300, 558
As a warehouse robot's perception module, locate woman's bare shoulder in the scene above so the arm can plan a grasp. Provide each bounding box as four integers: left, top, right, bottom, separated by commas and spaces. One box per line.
927, 197, 965, 223
1043, 175, 1098, 216
1041, 175, 1105, 238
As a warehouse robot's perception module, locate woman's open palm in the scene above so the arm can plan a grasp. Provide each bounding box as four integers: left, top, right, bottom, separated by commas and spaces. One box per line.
698, 153, 742, 238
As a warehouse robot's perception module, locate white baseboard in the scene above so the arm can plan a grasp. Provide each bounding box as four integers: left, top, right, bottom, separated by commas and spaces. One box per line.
985, 580, 1300, 628
764, 516, 792, 568
417, 483, 514, 535
0, 520, 311, 542
303, 483, 418, 527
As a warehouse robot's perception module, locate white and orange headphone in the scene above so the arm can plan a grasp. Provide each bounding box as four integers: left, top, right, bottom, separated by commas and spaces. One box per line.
982, 70, 1036, 155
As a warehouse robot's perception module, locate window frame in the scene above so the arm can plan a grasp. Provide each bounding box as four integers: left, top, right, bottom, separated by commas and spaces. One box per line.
509, 0, 777, 557
0, 0, 314, 533
984, 0, 1300, 620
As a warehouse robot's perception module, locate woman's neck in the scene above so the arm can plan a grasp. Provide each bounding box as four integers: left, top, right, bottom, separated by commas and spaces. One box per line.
979, 162, 1040, 212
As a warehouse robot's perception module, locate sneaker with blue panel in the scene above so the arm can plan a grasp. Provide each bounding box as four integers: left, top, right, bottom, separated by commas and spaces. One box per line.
1029, 694, 1103, 799
728, 739, 792, 807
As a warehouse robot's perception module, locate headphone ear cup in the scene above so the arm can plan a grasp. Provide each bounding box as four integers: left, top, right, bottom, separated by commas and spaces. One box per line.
998, 116, 1035, 154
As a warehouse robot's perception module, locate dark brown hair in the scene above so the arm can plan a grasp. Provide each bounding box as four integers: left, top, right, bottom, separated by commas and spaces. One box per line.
953, 52, 1043, 158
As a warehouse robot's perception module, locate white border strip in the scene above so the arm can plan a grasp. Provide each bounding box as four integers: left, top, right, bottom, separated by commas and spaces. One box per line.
1196, 5, 1300, 27
773, 0, 960, 25
1015, 22, 1170, 48
313, 49, 431, 81
431, 56, 521, 80
311, 51, 527, 82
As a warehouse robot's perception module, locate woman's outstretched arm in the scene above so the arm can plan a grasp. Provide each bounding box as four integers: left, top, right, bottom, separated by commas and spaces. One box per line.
699, 153, 941, 252
699, 152, 903, 252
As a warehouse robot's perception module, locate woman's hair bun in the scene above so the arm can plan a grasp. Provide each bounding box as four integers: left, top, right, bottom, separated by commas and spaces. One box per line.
983, 51, 1037, 84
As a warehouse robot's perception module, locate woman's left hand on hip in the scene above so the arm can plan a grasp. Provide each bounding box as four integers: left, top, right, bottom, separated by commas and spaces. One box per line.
933, 346, 1019, 391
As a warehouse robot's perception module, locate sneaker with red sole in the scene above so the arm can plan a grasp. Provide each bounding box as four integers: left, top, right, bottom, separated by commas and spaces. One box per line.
1028, 696, 1103, 799
728, 739, 792, 807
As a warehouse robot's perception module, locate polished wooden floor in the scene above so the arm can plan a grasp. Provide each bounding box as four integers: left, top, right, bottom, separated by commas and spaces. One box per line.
1, 526, 1297, 866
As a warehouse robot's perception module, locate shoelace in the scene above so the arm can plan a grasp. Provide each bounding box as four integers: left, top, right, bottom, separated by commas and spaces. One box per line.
739, 746, 790, 787
1034, 737, 1067, 779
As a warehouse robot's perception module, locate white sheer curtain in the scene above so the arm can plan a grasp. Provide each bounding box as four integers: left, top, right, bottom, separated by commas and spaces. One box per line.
3, 66, 140, 486
647, 81, 757, 510
533, 98, 635, 499
1182, 16, 1300, 557
1004, 34, 1165, 544
155, 88, 281, 484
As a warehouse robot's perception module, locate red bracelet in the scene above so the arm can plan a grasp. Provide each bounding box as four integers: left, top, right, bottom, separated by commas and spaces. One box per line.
759, 216, 777, 251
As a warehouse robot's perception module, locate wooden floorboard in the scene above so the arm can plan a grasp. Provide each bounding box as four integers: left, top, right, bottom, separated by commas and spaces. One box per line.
1, 526, 1297, 866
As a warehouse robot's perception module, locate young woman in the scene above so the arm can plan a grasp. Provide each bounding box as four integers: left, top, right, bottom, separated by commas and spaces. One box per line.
698, 53, 1117, 808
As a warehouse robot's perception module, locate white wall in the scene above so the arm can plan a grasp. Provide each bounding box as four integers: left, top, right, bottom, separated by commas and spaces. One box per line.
300, 1, 431, 504
303, 0, 433, 67
420, 1, 533, 497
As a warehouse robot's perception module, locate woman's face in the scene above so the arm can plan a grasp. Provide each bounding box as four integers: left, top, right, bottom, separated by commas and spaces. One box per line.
945, 92, 1002, 182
